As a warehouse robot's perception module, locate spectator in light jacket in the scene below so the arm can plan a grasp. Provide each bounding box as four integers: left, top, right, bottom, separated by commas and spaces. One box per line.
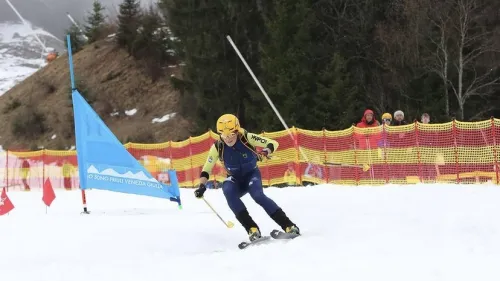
421, 113, 430, 124
419, 113, 435, 181
392, 110, 407, 126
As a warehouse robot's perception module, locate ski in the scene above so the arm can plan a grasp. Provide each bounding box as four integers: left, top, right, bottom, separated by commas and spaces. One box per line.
270, 229, 300, 240
238, 229, 300, 250
238, 235, 272, 250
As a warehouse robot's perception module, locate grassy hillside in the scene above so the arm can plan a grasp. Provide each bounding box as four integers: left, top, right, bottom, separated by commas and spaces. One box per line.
0, 38, 193, 150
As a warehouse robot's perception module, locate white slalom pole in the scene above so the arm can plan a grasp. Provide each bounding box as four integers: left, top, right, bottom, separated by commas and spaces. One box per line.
66, 12, 89, 42
226, 35, 309, 162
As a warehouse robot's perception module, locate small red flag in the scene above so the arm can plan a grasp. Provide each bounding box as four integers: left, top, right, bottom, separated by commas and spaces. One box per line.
42, 179, 56, 207
0, 187, 15, 215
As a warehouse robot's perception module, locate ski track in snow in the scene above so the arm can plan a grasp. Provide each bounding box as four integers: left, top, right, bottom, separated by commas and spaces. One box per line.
1, 183, 500, 281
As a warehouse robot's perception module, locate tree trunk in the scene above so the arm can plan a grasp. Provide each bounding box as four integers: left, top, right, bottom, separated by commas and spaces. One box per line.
439, 23, 450, 117
458, 40, 464, 120
457, 0, 466, 120
443, 79, 449, 117
459, 102, 464, 120
443, 42, 449, 117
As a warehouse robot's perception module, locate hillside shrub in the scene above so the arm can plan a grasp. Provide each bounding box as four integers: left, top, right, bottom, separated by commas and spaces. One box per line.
3, 98, 21, 113
68, 78, 96, 105
41, 80, 57, 95
124, 127, 155, 143
11, 106, 47, 138
116, 2, 177, 82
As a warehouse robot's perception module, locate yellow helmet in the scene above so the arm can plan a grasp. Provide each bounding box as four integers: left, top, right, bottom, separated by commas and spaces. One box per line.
382, 113, 392, 120
216, 114, 240, 137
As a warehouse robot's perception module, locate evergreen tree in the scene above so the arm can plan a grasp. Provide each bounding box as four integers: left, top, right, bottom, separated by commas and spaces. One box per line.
84, 0, 106, 43
305, 0, 391, 124
156, 0, 500, 131
159, 0, 267, 133
316, 53, 362, 129
117, 0, 141, 54
133, 6, 175, 82
64, 24, 87, 53
246, 0, 359, 131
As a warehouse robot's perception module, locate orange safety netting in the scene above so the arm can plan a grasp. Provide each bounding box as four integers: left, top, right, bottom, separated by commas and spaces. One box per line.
1, 118, 499, 191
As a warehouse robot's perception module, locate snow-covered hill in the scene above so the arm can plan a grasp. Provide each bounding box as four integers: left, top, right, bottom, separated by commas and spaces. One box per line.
0, 21, 64, 96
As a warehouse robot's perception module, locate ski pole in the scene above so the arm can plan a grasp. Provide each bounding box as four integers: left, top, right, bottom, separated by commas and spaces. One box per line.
202, 197, 235, 228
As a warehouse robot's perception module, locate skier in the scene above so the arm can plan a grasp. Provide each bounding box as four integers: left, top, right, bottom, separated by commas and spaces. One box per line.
194, 114, 300, 241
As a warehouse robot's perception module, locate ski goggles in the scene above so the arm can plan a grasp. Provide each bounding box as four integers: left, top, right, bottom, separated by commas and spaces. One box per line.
220, 131, 238, 139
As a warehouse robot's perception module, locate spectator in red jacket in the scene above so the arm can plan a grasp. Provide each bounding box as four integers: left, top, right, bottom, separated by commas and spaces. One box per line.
355, 109, 381, 149
356, 109, 380, 128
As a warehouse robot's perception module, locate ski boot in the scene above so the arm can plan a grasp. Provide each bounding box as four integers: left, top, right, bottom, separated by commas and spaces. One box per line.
285, 225, 300, 235
271, 208, 300, 235
248, 227, 262, 241
236, 209, 261, 240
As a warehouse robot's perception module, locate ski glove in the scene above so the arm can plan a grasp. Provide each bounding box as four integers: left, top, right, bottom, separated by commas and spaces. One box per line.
260, 148, 272, 158
194, 183, 206, 198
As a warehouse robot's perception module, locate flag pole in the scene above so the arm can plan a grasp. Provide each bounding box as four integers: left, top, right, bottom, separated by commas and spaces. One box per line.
66, 34, 90, 215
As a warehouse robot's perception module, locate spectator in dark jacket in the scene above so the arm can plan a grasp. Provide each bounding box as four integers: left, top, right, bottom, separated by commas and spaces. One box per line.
392, 110, 407, 126
378, 113, 392, 149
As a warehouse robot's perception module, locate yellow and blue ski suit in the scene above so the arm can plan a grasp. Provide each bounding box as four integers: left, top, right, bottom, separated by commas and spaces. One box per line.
200, 129, 280, 216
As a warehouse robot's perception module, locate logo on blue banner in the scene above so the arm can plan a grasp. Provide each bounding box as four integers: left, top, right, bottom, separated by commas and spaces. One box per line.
71, 89, 180, 205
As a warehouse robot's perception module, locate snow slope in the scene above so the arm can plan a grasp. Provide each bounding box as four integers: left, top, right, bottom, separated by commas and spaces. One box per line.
0, 21, 63, 96
1, 184, 500, 281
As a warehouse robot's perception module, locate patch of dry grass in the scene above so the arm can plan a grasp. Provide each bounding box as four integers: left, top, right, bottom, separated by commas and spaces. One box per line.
0, 39, 192, 150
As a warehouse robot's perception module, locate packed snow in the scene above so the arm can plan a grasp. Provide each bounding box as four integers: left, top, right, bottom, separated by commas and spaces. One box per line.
125, 108, 137, 116
1, 183, 500, 281
0, 50, 44, 95
152, 112, 176, 123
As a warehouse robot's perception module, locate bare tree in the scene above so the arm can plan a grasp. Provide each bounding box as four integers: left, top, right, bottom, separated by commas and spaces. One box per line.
377, 0, 500, 120
415, 0, 500, 120
449, 0, 500, 120
416, 0, 453, 117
